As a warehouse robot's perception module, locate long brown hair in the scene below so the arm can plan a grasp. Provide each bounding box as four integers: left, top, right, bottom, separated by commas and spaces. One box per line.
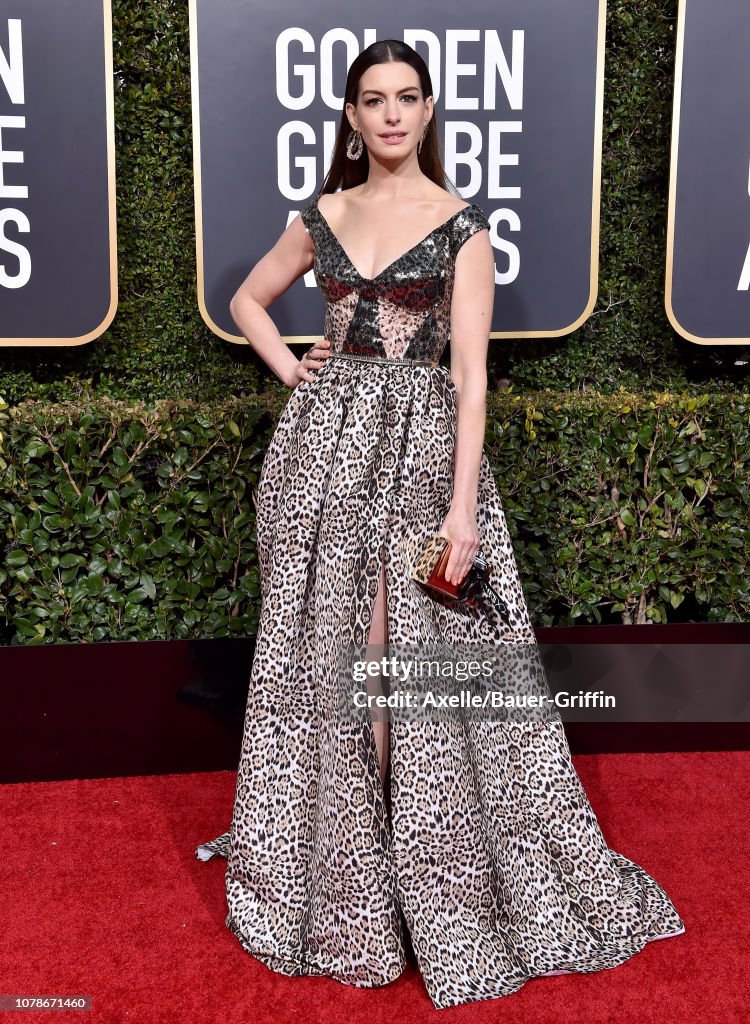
319, 40, 456, 195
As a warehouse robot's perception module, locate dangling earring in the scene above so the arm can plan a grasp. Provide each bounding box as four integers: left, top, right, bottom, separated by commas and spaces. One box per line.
346, 128, 363, 160
418, 123, 429, 155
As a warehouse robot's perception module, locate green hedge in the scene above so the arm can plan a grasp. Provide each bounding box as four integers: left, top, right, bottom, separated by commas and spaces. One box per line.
484, 389, 750, 625
0, 397, 272, 643
1, 391, 747, 644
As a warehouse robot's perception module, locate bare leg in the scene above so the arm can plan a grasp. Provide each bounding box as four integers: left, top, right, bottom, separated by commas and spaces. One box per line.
365, 561, 390, 787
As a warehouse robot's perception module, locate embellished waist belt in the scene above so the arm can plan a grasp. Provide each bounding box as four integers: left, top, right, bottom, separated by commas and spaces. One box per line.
328, 351, 439, 368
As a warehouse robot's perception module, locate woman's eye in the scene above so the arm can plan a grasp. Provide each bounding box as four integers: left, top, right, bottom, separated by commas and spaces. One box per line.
364, 96, 417, 106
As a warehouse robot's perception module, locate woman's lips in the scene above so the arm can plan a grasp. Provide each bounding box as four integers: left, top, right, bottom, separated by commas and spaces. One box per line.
379, 133, 406, 144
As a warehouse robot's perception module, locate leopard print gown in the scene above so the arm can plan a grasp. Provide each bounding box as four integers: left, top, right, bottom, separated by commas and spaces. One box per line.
195, 195, 685, 1010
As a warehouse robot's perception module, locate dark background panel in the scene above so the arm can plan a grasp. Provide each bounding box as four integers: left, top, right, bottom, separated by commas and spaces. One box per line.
2, 623, 747, 785
193, 0, 603, 339
0, 0, 113, 340
669, 0, 750, 340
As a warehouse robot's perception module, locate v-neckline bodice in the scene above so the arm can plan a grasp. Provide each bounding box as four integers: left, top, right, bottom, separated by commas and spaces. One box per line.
312, 195, 478, 283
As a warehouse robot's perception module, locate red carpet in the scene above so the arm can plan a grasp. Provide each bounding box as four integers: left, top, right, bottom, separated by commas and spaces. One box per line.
1, 751, 746, 1024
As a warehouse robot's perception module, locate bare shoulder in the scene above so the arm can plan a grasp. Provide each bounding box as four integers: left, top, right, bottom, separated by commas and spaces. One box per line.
423, 184, 471, 219
317, 188, 363, 214
316, 191, 337, 215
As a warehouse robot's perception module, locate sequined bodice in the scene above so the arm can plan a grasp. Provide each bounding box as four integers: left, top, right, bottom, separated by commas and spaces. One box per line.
300, 196, 491, 364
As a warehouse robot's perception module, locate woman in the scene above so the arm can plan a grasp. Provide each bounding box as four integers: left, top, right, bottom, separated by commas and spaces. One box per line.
196, 39, 685, 1010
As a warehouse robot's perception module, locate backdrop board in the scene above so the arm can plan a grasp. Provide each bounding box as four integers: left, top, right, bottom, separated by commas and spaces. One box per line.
190, 1, 606, 345
0, 2, 117, 347
665, 0, 750, 345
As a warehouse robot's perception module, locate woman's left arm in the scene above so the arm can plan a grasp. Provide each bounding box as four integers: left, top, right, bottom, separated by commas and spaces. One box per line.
439, 226, 495, 585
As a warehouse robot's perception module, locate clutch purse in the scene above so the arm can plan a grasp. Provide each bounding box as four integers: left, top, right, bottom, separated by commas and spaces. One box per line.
411, 534, 511, 624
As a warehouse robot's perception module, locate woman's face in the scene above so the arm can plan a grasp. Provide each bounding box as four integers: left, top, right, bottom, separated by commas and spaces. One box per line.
346, 60, 433, 159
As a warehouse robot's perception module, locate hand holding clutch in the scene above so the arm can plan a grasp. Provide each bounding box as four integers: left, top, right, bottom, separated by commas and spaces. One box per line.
411, 534, 511, 624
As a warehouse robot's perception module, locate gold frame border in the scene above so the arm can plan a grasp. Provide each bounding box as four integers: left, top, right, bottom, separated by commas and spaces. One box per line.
189, 1, 608, 345
1, 0, 118, 347
664, 0, 748, 345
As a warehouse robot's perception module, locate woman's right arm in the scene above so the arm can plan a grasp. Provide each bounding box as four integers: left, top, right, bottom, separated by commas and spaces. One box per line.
229, 213, 318, 388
